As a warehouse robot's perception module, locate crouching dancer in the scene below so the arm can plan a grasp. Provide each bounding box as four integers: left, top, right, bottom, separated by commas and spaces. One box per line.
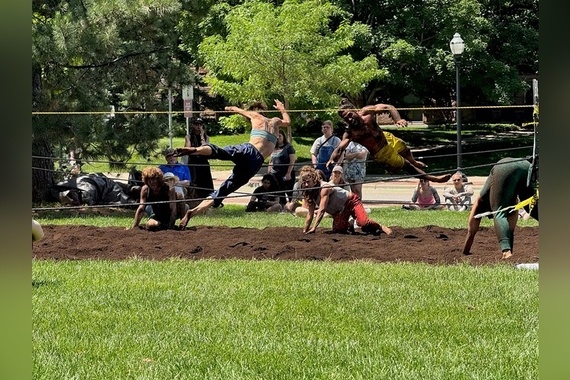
130, 167, 177, 230
463, 157, 538, 259
299, 165, 392, 235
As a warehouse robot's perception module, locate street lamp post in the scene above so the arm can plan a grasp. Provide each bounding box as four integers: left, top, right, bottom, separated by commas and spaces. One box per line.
450, 33, 465, 170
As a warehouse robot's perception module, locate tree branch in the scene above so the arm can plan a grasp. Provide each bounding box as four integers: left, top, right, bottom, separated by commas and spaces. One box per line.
56, 47, 168, 69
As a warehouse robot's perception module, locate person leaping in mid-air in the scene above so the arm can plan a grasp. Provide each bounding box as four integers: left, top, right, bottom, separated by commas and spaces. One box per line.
175, 99, 291, 229
327, 98, 451, 183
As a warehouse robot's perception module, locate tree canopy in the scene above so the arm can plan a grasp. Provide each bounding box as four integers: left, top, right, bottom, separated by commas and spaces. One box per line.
329, 0, 538, 106
195, 0, 384, 120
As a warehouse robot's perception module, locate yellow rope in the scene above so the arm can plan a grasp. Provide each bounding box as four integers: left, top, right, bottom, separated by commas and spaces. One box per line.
511, 183, 538, 214
31, 104, 534, 115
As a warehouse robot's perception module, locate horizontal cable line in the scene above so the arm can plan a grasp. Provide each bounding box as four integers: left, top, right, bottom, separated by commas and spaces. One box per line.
32, 156, 534, 213
31, 104, 533, 115
31, 144, 533, 173
415, 145, 532, 160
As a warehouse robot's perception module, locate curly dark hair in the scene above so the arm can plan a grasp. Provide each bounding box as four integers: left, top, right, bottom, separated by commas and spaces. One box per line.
247, 101, 268, 116
260, 173, 280, 192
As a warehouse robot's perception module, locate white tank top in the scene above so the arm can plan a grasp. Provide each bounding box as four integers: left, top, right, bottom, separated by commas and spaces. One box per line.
316, 184, 349, 215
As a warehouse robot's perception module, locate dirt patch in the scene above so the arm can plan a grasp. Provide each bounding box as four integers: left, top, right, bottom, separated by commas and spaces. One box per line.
33, 225, 538, 266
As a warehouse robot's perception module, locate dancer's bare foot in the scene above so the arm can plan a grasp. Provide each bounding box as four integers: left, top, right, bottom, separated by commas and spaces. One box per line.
174, 147, 197, 156
179, 211, 193, 230
433, 174, 452, 183
502, 250, 513, 259
381, 225, 393, 235
416, 161, 427, 168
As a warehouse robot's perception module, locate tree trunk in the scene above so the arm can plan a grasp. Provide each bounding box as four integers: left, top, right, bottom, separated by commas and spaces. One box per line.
32, 137, 55, 203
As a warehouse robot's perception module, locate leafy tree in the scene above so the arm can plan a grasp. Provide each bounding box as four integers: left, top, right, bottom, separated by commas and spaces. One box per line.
330, 0, 538, 107
32, 0, 194, 202
192, 0, 385, 126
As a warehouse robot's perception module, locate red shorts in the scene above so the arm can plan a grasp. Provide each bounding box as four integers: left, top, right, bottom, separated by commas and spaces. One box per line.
332, 193, 380, 233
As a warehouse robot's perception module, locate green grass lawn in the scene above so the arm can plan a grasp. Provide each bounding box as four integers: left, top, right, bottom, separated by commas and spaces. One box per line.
33, 259, 537, 379
33, 208, 538, 379
34, 204, 538, 230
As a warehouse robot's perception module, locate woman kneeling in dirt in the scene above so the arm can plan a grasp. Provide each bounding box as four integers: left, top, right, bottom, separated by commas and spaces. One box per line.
130, 167, 177, 230
298, 165, 392, 235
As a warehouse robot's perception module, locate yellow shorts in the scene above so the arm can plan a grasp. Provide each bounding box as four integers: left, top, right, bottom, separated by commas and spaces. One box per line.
384, 131, 406, 154
373, 143, 405, 173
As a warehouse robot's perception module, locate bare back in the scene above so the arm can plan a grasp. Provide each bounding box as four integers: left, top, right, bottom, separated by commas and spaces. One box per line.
226, 99, 290, 159
249, 115, 282, 158
348, 113, 387, 155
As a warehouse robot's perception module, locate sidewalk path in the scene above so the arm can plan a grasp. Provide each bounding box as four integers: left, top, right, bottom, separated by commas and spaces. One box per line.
109, 169, 487, 209
209, 170, 487, 208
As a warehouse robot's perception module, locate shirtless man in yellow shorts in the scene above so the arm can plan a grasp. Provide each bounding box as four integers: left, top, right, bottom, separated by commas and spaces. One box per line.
328, 98, 450, 183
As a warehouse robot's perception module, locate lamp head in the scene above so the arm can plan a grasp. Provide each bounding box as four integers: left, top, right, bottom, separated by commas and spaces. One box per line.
450, 33, 465, 56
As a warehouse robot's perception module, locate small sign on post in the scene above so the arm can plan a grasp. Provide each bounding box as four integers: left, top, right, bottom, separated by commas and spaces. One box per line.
182, 85, 194, 137
182, 85, 194, 101
182, 85, 194, 120
183, 99, 193, 118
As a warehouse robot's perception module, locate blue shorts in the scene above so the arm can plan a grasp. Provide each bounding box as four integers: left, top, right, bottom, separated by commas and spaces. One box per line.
206, 143, 265, 207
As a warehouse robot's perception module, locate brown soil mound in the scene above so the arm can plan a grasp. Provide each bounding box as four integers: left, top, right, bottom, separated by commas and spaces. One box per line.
33, 225, 538, 266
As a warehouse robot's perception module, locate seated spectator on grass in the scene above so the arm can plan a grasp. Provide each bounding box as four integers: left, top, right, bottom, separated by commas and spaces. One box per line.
329, 165, 349, 188
284, 180, 304, 215
163, 172, 190, 218
403, 179, 444, 210
245, 174, 283, 213
442, 171, 474, 211
285, 169, 327, 217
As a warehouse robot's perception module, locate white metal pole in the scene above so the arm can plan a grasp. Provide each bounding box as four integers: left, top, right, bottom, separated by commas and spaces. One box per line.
168, 88, 173, 148
455, 56, 462, 170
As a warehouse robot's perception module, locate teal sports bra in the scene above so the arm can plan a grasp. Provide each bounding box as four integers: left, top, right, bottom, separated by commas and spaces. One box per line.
251, 120, 278, 145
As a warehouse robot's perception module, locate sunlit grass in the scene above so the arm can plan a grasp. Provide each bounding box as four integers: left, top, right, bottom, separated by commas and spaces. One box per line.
34, 204, 538, 230
33, 259, 538, 379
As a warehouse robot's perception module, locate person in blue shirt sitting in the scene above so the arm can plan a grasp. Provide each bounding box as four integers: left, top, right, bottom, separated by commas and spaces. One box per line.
158, 148, 192, 190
